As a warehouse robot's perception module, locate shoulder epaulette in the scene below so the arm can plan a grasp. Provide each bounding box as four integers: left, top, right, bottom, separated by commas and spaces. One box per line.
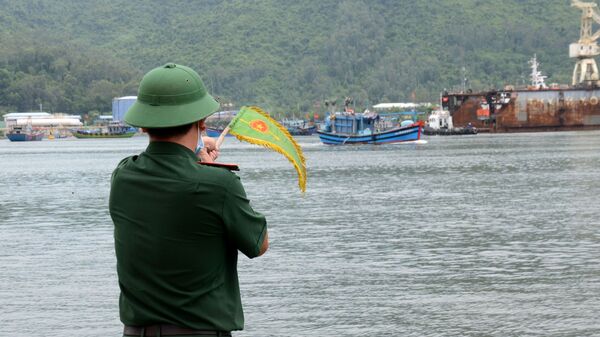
197, 161, 240, 171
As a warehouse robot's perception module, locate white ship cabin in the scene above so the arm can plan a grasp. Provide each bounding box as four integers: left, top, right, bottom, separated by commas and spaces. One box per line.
427, 109, 453, 130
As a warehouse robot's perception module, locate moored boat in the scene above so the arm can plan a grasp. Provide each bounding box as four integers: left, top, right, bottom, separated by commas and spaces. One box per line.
280, 120, 317, 136
73, 130, 135, 139
6, 126, 44, 141
442, 54, 600, 133
423, 108, 478, 135
205, 110, 237, 138
73, 123, 136, 139
205, 127, 233, 138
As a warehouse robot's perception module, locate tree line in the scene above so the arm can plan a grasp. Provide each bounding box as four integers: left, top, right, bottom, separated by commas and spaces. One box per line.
0, 36, 139, 116
0, 0, 583, 116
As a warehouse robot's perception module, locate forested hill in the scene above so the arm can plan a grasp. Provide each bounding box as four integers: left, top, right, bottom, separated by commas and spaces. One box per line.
0, 0, 584, 115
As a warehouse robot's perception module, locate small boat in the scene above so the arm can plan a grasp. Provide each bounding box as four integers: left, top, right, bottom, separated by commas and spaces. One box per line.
281, 120, 317, 136
317, 111, 424, 145
6, 126, 44, 141
73, 122, 136, 139
205, 110, 238, 138
423, 109, 478, 136
205, 127, 233, 138
47, 129, 71, 139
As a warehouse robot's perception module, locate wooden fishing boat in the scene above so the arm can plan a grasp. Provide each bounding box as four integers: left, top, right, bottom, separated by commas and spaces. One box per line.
73, 123, 135, 139
317, 111, 423, 145
6, 126, 44, 141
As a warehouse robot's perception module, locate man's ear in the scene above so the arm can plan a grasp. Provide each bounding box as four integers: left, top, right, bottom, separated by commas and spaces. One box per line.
198, 119, 207, 131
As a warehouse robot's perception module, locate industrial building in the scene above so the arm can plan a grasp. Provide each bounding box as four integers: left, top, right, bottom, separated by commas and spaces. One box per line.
112, 96, 137, 122
3, 112, 82, 128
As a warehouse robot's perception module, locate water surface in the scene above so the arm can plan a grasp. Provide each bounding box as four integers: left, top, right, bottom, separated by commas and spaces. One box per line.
0, 132, 599, 336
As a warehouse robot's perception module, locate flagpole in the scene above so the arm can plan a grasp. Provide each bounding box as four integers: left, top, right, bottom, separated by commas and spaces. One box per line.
216, 126, 230, 149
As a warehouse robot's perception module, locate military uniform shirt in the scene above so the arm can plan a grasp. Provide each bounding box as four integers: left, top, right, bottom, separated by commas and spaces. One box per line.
109, 141, 267, 331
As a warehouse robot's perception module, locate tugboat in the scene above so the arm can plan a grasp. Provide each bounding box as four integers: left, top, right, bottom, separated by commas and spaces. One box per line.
423, 108, 477, 136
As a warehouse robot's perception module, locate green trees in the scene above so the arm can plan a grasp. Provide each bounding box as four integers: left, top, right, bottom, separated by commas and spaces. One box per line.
0, 0, 582, 116
0, 39, 139, 115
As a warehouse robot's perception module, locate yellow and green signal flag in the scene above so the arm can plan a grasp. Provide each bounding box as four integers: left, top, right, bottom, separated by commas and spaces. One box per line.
216, 106, 307, 192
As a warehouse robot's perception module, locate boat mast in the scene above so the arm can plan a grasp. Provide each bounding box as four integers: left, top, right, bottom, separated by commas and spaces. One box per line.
326, 99, 336, 133
529, 54, 548, 88
345, 97, 356, 134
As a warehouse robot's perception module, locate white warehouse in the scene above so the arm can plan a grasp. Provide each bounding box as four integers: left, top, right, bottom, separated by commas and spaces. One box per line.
3, 112, 83, 128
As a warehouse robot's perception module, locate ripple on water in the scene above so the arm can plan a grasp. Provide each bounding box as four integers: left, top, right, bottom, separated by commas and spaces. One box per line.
1, 133, 600, 336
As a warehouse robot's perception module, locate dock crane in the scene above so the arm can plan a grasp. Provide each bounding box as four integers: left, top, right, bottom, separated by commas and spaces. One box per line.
571, 0, 600, 85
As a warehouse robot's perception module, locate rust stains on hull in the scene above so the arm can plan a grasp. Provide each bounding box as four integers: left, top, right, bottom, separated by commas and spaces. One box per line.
443, 89, 600, 133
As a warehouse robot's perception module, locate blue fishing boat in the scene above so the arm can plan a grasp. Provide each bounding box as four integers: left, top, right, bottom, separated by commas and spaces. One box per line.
205, 110, 238, 138
206, 127, 233, 138
6, 126, 44, 141
317, 111, 423, 145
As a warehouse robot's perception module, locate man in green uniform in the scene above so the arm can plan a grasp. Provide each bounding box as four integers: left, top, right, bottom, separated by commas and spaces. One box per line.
109, 63, 269, 337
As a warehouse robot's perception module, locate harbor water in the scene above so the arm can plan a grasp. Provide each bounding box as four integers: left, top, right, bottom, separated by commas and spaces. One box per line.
1, 132, 599, 336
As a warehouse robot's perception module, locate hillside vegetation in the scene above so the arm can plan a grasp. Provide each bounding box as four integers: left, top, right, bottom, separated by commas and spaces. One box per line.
0, 0, 585, 115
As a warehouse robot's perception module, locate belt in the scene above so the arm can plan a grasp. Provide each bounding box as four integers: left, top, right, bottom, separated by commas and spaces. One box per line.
123, 324, 232, 336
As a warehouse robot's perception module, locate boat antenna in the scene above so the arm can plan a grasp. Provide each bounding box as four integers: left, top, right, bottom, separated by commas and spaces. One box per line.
529, 54, 548, 88
462, 66, 468, 93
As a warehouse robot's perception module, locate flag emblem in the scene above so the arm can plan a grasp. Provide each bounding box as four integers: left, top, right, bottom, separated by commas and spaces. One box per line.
250, 120, 269, 133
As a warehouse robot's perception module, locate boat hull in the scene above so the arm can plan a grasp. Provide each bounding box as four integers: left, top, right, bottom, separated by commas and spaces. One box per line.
317, 123, 422, 145
73, 132, 135, 139
443, 88, 600, 132
7, 133, 44, 141
205, 127, 233, 138
423, 126, 478, 136
287, 125, 316, 136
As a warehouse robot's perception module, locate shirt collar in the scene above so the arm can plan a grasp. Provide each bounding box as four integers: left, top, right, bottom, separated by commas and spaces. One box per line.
145, 141, 198, 161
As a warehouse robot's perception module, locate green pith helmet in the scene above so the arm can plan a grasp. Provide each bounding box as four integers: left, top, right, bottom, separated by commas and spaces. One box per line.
125, 63, 220, 128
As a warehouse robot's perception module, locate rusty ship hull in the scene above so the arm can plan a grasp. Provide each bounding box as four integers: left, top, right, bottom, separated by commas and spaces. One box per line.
442, 88, 600, 133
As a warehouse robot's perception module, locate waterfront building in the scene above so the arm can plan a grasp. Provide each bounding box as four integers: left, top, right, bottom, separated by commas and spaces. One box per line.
3, 112, 83, 128
112, 96, 137, 122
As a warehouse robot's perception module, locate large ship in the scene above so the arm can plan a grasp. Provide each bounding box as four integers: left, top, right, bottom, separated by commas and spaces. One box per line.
441, 1, 600, 133
441, 85, 600, 133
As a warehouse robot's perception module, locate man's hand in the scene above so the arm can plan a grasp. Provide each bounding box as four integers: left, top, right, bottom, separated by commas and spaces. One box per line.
198, 136, 219, 162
